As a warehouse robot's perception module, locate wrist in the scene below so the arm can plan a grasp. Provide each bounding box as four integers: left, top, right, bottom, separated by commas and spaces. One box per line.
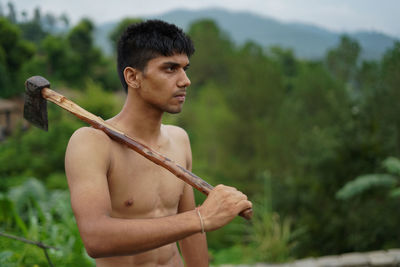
195, 207, 205, 234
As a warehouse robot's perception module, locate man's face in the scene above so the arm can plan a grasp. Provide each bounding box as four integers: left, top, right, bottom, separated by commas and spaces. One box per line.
137, 53, 191, 114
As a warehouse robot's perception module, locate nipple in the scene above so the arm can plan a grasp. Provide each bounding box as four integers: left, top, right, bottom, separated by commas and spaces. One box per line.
124, 198, 134, 207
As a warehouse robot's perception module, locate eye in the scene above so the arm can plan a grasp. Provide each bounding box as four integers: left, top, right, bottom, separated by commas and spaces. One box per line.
165, 66, 176, 73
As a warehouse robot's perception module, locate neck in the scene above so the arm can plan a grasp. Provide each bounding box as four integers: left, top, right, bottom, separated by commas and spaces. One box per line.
108, 92, 164, 145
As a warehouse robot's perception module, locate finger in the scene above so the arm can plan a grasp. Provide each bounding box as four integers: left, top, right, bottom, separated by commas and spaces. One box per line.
236, 200, 252, 214
216, 184, 237, 192
225, 186, 238, 192
238, 192, 248, 200
233, 192, 248, 204
239, 208, 253, 220
214, 184, 224, 189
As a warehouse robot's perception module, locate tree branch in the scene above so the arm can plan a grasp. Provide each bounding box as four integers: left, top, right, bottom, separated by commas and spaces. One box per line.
0, 231, 59, 250
0, 231, 59, 267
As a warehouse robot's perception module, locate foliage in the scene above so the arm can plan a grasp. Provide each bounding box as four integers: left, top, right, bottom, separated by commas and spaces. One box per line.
325, 35, 361, 83
0, 178, 94, 266
250, 207, 295, 263
187, 19, 235, 88
336, 174, 397, 200
2, 14, 121, 97
383, 157, 400, 176
336, 157, 400, 200
0, 107, 82, 183
209, 202, 297, 265
0, 17, 35, 97
77, 79, 122, 119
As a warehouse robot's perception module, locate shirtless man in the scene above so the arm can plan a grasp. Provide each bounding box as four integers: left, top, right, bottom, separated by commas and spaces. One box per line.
65, 20, 252, 267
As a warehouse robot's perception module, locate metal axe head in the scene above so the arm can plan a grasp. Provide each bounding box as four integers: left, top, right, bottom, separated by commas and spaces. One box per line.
24, 76, 50, 131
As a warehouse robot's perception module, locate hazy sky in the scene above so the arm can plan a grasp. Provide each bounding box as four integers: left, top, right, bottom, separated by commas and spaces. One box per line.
7, 0, 400, 37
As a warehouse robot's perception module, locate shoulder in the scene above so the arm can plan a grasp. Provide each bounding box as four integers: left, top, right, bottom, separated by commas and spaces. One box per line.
67, 126, 111, 147
66, 127, 112, 161
163, 125, 192, 169
163, 124, 190, 144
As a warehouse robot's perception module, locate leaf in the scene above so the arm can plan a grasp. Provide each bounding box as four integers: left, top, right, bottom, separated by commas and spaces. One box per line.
8, 178, 46, 213
0, 251, 14, 267
382, 157, 400, 176
336, 174, 397, 200
389, 188, 400, 198
0, 193, 28, 235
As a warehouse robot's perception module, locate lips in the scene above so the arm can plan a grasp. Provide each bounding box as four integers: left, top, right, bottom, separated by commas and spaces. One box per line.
175, 95, 186, 102
174, 91, 186, 102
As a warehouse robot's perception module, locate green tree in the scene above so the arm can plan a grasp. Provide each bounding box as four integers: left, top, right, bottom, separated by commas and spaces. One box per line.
40, 34, 69, 78
33, 7, 41, 24
18, 19, 47, 44
0, 17, 35, 97
187, 19, 235, 88
42, 13, 56, 32
64, 18, 118, 89
65, 18, 99, 84
0, 108, 82, 182
59, 13, 69, 28
67, 18, 94, 55
6, 2, 16, 23
0, 2, 4, 17
286, 41, 400, 256
325, 35, 361, 84
381, 42, 400, 103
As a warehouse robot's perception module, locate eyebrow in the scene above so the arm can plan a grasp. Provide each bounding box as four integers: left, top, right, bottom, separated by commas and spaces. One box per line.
162, 62, 190, 68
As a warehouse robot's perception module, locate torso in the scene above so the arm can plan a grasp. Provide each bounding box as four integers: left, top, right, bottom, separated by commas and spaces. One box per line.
96, 125, 187, 267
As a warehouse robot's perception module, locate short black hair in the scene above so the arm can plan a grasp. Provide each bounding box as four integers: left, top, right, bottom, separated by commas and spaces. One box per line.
117, 19, 195, 92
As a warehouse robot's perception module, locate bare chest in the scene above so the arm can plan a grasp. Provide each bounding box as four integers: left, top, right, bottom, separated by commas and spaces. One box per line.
107, 142, 186, 219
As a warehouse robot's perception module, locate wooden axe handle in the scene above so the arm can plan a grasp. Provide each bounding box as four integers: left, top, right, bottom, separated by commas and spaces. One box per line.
42, 88, 253, 220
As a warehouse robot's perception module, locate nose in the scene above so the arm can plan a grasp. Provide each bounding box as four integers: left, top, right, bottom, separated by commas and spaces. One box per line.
177, 70, 191, 88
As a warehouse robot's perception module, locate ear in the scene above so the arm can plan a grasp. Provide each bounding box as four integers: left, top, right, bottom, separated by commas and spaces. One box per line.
123, 67, 141, 89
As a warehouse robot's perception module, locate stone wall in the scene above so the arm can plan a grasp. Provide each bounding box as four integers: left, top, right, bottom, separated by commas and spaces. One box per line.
218, 249, 400, 267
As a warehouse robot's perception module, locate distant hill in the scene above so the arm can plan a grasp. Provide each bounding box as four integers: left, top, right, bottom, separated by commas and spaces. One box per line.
95, 8, 398, 60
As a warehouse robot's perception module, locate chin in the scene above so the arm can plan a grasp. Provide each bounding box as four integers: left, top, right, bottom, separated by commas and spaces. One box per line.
164, 104, 183, 114
166, 109, 182, 114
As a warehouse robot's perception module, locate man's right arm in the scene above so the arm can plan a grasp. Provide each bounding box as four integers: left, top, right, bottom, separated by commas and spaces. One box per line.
65, 127, 252, 258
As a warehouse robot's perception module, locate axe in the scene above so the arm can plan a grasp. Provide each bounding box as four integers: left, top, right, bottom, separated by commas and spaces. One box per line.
24, 76, 253, 220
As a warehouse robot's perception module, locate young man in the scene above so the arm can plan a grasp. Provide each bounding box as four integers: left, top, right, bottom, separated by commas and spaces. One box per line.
65, 20, 252, 267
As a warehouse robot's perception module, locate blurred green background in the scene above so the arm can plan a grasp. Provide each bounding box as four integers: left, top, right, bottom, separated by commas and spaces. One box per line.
1, 1, 400, 266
